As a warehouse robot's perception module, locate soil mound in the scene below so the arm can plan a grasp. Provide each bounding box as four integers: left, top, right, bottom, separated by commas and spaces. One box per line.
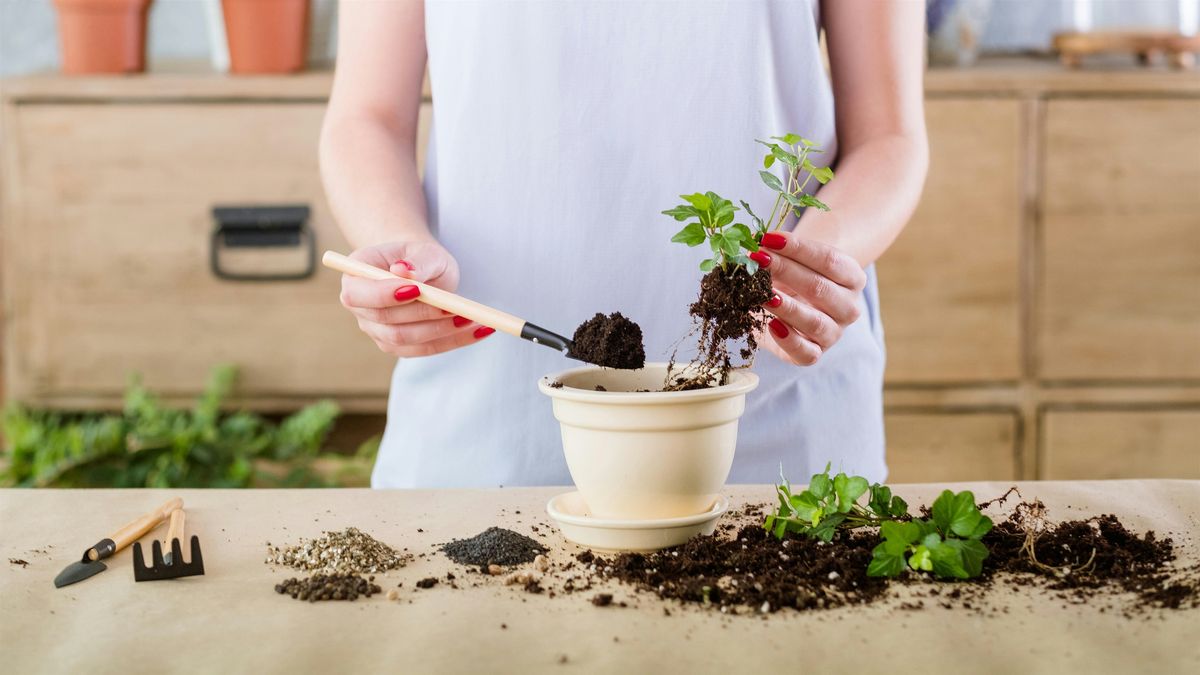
569, 312, 645, 370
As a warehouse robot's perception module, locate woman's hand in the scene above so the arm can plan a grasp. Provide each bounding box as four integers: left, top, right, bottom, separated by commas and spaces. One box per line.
749, 232, 868, 366
338, 240, 495, 357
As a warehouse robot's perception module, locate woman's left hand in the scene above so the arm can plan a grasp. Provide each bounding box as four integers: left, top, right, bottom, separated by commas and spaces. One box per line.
749, 231, 868, 366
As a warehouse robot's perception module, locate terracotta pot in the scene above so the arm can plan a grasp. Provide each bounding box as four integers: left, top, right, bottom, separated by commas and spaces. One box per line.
222, 0, 310, 74
539, 363, 759, 520
52, 0, 152, 75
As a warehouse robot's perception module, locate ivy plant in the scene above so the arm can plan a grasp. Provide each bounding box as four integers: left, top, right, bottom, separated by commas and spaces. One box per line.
764, 463, 909, 542
663, 191, 761, 274
867, 490, 993, 580
749, 133, 834, 239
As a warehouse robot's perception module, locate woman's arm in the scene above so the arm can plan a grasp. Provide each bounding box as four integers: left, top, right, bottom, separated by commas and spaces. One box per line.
321, 1, 491, 357
755, 0, 928, 365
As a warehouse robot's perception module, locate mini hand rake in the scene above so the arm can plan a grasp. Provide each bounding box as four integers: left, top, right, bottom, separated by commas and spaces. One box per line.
133, 509, 205, 581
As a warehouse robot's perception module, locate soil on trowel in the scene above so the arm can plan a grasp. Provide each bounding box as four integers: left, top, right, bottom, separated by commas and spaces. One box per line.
568, 312, 646, 370
667, 265, 772, 390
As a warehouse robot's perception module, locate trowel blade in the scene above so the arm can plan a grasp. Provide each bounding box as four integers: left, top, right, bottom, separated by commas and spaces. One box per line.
54, 560, 107, 588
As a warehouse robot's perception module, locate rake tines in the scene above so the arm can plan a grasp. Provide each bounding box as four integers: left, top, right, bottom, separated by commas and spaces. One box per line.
133, 536, 205, 581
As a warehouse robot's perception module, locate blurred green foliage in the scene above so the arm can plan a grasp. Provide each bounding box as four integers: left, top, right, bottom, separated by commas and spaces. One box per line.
0, 365, 377, 488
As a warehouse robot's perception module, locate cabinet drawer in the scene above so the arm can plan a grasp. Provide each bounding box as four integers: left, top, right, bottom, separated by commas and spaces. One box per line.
884, 411, 1018, 482
878, 99, 1022, 384
1042, 408, 1200, 479
4, 103, 399, 408
1040, 99, 1200, 382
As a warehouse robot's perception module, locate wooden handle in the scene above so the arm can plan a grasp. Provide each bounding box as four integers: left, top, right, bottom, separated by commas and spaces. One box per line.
165, 509, 185, 545
101, 497, 183, 556
322, 251, 526, 337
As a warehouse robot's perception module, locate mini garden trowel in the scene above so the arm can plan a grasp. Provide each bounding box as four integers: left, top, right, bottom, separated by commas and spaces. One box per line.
322, 251, 645, 369
53, 497, 182, 588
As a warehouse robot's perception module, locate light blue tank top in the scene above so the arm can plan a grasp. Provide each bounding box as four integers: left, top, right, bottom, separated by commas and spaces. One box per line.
373, 0, 887, 488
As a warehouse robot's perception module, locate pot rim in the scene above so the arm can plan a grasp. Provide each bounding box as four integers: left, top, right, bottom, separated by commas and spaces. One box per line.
538, 361, 759, 405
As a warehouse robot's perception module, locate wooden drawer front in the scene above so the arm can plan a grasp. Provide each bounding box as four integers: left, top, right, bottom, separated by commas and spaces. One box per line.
878, 99, 1022, 384
1040, 99, 1200, 382
884, 411, 1018, 482
1042, 409, 1200, 479
7, 103, 395, 405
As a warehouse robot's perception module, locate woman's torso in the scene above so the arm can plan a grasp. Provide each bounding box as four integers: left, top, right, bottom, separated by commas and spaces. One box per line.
373, 0, 887, 488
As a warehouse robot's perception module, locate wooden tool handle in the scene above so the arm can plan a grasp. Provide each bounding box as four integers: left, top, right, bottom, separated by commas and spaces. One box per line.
92, 497, 182, 559
165, 509, 185, 544
322, 251, 526, 337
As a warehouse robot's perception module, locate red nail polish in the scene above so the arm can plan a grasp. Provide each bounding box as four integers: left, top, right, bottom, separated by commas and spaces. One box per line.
393, 259, 414, 271
769, 318, 789, 339
760, 233, 787, 250
766, 294, 783, 308
473, 326, 495, 339
394, 285, 420, 301
749, 251, 772, 268
452, 315, 472, 328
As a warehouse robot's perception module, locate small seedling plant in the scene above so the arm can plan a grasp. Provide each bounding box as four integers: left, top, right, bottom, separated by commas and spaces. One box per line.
663, 133, 834, 276
765, 465, 993, 581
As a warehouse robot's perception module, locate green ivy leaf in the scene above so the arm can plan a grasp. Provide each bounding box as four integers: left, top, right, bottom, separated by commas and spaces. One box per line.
811, 165, 834, 184
809, 472, 833, 500
720, 236, 740, 259
763, 154, 776, 169
944, 538, 989, 578
670, 222, 706, 247
932, 490, 987, 538
759, 170, 783, 192
929, 543, 969, 579
833, 473, 869, 513
809, 513, 846, 542
908, 545, 933, 572
771, 145, 799, 167
771, 133, 803, 145
661, 205, 698, 221
680, 192, 712, 211
699, 258, 717, 272
868, 548, 906, 577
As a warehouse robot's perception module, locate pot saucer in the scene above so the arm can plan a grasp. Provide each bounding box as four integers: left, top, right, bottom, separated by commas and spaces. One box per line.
546, 491, 729, 553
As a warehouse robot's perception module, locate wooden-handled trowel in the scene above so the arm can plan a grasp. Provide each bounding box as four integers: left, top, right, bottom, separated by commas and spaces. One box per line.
53, 497, 182, 588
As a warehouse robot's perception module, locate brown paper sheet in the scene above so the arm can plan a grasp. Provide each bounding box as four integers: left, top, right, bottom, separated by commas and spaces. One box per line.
2, 481, 1198, 673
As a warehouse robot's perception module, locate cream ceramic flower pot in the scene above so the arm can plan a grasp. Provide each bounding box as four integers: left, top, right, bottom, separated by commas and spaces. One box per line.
538, 362, 758, 520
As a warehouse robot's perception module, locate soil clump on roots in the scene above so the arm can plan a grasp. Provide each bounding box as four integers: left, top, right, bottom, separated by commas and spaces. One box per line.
667, 266, 772, 390
568, 312, 646, 370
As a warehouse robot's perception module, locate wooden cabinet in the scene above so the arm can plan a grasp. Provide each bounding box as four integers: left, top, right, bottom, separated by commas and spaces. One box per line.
0, 78, 423, 410
1042, 409, 1200, 479
1040, 99, 1200, 382
885, 411, 1018, 482
878, 99, 1022, 384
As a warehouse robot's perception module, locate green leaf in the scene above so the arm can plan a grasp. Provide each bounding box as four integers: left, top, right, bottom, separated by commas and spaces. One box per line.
709, 233, 724, 254
833, 473, 869, 513
810, 165, 834, 184
699, 258, 717, 272
868, 548, 906, 577
763, 154, 776, 169
720, 236, 740, 258
670, 222, 706, 247
908, 545, 933, 572
890, 496, 909, 518
932, 490, 988, 538
929, 543, 969, 579
730, 223, 754, 242
738, 200, 763, 229
759, 170, 783, 192
771, 145, 799, 167
680, 192, 712, 211
809, 472, 832, 500
944, 538, 989, 578
661, 205, 698, 221
771, 133, 803, 145
809, 513, 846, 542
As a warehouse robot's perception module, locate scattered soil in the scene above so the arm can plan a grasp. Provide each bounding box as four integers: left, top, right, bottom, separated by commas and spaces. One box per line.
586, 499, 1199, 616
568, 312, 646, 370
265, 527, 410, 575
8, 558, 30, 568
416, 577, 439, 589
591, 593, 614, 606
548, 381, 564, 389
667, 266, 772, 390
275, 573, 381, 602
443, 527, 548, 567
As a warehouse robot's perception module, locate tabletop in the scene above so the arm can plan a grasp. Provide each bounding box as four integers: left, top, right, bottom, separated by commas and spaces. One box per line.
2, 481, 1198, 674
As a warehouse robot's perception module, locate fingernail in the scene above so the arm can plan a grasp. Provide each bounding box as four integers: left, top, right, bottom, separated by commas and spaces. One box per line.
749, 251, 772, 268
394, 285, 420, 301
769, 318, 789, 339
766, 294, 783, 308
452, 315, 472, 328
760, 233, 787, 250
473, 326, 495, 339
393, 259, 414, 271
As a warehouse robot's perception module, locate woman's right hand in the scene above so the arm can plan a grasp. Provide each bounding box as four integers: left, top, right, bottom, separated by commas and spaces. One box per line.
338, 240, 495, 357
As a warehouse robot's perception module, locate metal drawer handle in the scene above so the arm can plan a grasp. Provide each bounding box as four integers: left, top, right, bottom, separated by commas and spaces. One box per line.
210, 205, 316, 281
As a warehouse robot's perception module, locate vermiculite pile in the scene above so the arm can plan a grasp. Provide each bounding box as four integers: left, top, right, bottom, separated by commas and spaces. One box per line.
265, 527, 411, 574
443, 527, 547, 567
